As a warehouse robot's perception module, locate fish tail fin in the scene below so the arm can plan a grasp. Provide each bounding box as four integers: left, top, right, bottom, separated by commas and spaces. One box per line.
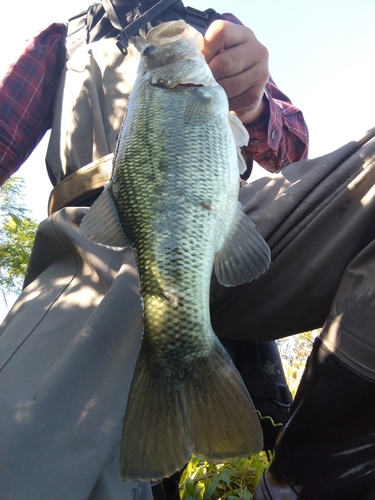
120, 335, 263, 482
120, 344, 191, 482
187, 334, 263, 462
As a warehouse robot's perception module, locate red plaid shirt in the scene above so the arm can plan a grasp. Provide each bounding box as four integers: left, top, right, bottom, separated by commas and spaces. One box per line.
0, 20, 308, 187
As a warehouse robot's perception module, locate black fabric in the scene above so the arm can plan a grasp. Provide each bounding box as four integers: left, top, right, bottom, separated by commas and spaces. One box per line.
222, 339, 293, 451
116, 0, 183, 52
87, 3, 119, 42
84, 0, 220, 45
114, 0, 219, 32
255, 338, 375, 499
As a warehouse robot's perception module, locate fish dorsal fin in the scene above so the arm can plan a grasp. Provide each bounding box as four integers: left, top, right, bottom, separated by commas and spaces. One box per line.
80, 186, 132, 248
215, 204, 271, 286
183, 88, 213, 124
228, 112, 248, 175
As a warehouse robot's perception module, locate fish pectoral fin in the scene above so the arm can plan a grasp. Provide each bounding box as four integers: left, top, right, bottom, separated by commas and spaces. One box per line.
183, 88, 213, 124
215, 204, 271, 286
120, 335, 263, 482
80, 186, 132, 248
228, 112, 249, 175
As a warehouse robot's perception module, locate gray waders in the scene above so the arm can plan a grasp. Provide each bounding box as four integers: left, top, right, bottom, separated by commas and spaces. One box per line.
1, 128, 375, 499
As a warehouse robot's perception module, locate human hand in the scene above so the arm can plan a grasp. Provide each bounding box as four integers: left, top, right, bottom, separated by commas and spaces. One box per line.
202, 20, 270, 125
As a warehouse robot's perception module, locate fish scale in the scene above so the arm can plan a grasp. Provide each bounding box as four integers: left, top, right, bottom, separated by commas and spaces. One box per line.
80, 19, 271, 482
113, 86, 231, 364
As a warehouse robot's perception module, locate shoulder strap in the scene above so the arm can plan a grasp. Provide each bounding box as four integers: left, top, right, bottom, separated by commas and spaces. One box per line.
185, 6, 218, 33
65, 2, 118, 59
66, 9, 89, 58
65, 1, 221, 59
105, 0, 221, 55
101, 0, 124, 30
116, 0, 179, 53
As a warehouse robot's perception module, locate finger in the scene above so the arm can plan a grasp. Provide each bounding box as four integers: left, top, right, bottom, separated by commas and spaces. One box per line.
228, 86, 264, 119
202, 20, 250, 63
208, 41, 268, 82
216, 63, 269, 101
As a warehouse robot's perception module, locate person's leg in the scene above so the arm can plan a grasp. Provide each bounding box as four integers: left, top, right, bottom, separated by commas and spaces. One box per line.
2, 130, 374, 498
211, 128, 375, 340
253, 337, 375, 500
0, 207, 152, 500
254, 239, 375, 499
211, 129, 375, 498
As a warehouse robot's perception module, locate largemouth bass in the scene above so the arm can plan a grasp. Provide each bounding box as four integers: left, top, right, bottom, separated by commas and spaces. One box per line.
80, 20, 271, 481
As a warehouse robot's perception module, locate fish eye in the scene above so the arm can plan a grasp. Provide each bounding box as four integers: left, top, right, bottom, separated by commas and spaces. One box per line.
142, 44, 156, 57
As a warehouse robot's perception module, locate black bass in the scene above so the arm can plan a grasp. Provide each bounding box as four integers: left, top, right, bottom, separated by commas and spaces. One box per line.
80, 20, 270, 481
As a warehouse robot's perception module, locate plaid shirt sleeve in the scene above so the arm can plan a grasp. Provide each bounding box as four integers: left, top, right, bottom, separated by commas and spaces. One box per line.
0, 13, 309, 186
0, 23, 66, 186
243, 79, 308, 172
221, 13, 309, 172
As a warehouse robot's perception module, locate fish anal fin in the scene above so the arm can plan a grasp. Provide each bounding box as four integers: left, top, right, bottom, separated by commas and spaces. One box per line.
120, 335, 263, 482
80, 186, 132, 248
215, 205, 271, 286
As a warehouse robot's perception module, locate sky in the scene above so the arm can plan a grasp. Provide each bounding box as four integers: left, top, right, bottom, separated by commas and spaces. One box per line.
1, 0, 375, 316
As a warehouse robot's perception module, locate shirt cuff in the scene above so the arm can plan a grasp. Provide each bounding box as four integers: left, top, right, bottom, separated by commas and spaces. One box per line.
243, 84, 308, 172
243, 87, 285, 172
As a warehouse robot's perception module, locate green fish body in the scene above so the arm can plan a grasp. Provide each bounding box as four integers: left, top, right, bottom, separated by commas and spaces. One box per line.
81, 20, 270, 481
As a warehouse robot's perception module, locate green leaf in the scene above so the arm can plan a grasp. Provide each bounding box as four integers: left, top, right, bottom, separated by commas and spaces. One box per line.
202, 473, 222, 500
221, 471, 232, 486
0, 177, 38, 296
240, 490, 251, 500
184, 479, 197, 498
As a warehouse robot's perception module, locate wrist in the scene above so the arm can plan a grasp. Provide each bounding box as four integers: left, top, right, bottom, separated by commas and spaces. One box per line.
240, 94, 269, 126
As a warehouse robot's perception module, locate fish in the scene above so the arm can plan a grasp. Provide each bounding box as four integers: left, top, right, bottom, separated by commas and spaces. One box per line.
80, 19, 271, 482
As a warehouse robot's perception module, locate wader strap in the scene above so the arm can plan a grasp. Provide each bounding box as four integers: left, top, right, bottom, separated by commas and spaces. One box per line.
66, 2, 218, 59
184, 6, 210, 33
48, 154, 113, 215
66, 9, 88, 58
116, 0, 179, 54
101, 0, 124, 30
112, 0, 212, 54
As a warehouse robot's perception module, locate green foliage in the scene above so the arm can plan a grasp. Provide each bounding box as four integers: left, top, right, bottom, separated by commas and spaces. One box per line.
0, 177, 38, 296
179, 453, 270, 500
277, 330, 318, 397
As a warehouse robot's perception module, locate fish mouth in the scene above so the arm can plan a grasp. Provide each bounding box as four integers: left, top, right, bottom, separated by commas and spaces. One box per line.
151, 79, 205, 89
176, 83, 204, 88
